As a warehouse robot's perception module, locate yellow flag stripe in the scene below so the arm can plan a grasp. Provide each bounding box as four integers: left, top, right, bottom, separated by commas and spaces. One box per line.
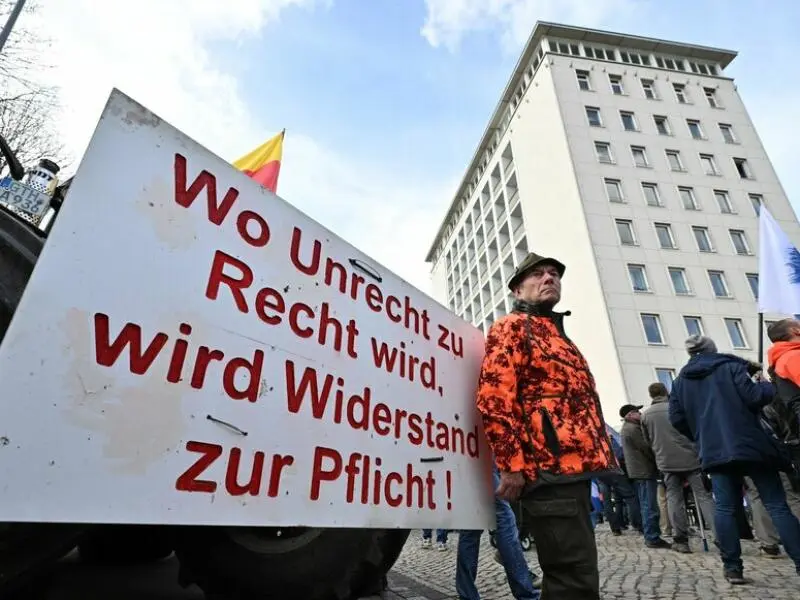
233, 130, 284, 172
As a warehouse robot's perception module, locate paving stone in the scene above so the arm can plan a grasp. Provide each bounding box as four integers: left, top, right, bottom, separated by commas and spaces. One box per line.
388, 524, 800, 599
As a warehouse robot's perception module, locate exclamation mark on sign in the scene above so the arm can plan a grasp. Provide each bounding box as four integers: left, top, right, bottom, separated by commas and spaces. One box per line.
446, 470, 452, 510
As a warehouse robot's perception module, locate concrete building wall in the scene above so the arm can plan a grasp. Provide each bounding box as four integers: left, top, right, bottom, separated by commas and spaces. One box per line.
507, 55, 629, 421
426, 22, 800, 418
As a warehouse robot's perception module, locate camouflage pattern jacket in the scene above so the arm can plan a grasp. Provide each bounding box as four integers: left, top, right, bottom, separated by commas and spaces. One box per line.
475, 300, 619, 490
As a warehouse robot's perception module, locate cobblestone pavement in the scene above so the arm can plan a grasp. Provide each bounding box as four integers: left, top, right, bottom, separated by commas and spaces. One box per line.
387, 525, 800, 599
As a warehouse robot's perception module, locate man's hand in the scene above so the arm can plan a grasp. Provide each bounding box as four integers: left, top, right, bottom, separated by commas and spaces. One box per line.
496, 471, 526, 502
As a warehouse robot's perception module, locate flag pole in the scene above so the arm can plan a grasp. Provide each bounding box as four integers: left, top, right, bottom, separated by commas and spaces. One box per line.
758, 312, 764, 366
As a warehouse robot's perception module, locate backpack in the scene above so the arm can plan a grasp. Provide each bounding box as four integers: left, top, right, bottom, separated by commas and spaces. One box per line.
761, 366, 800, 445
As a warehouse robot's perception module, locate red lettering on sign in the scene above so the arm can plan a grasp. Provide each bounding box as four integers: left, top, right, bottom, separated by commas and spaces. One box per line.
176, 441, 295, 498
309, 447, 436, 508
235, 210, 270, 247
283, 360, 480, 457
176, 441, 223, 493
94, 313, 168, 374
205, 250, 252, 313
174, 153, 239, 226
204, 253, 358, 357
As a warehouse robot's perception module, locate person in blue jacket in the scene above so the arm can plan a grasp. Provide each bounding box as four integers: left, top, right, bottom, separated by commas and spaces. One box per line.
668, 334, 800, 584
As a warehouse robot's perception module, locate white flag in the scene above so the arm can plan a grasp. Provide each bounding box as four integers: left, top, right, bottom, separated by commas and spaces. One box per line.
758, 206, 800, 315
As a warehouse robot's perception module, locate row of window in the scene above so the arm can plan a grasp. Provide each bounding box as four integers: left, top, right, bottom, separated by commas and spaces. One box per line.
627, 263, 757, 301
594, 140, 754, 179
550, 39, 719, 76
640, 313, 749, 350
604, 178, 763, 216
577, 70, 721, 108
586, 107, 737, 145
616, 218, 753, 256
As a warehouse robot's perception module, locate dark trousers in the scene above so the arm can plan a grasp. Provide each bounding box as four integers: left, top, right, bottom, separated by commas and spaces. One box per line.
598, 474, 641, 532
712, 469, 800, 573
633, 478, 661, 543
520, 480, 599, 600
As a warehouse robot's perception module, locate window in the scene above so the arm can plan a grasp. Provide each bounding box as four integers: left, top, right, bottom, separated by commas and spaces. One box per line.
628, 264, 650, 292
586, 106, 602, 127
687, 119, 704, 139
642, 182, 662, 207
616, 219, 636, 245
585, 46, 615, 61
655, 223, 676, 249
746, 273, 759, 299
708, 270, 730, 298
700, 154, 720, 176
620, 111, 637, 131
729, 229, 751, 255
609, 74, 624, 95
621, 50, 649, 65
669, 267, 691, 295
749, 193, 763, 216
631, 145, 649, 167
733, 158, 753, 179
683, 316, 704, 337
679, 187, 699, 210
673, 83, 688, 103
666, 150, 684, 171
704, 87, 720, 108
654, 115, 671, 135
595, 142, 613, 163
693, 226, 713, 252
656, 56, 684, 71
690, 62, 715, 75
725, 318, 748, 349
719, 123, 737, 143
604, 178, 623, 203
641, 79, 657, 99
641, 314, 665, 345
554, 41, 580, 56
655, 368, 676, 392
576, 70, 592, 91
714, 190, 734, 214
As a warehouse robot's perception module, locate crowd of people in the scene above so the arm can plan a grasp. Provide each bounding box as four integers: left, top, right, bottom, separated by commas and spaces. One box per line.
427, 250, 800, 600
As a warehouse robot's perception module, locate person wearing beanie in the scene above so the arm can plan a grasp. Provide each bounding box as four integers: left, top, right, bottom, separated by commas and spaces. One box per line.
669, 335, 800, 584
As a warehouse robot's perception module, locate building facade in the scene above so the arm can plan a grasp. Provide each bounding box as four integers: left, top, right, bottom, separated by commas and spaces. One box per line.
425, 22, 800, 418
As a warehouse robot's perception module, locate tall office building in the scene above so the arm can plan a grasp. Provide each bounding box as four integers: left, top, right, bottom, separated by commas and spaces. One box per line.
425, 22, 800, 417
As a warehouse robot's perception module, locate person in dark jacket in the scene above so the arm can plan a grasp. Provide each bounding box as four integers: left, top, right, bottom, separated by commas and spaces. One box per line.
620, 404, 671, 549
669, 334, 800, 584
598, 426, 641, 535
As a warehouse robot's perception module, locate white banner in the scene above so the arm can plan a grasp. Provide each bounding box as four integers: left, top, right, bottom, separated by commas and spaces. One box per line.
0, 89, 494, 529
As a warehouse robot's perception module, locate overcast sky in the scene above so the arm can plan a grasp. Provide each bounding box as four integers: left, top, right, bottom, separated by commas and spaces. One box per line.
24, 0, 800, 297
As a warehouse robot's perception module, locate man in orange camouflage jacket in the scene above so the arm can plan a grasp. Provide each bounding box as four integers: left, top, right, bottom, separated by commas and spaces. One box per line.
476, 252, 619, 600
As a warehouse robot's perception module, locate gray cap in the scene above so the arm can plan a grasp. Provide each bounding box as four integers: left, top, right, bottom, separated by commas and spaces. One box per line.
685, 335, 717, 355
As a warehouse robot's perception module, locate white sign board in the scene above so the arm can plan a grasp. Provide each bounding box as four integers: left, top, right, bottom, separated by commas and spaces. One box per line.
0, 90, 494, 529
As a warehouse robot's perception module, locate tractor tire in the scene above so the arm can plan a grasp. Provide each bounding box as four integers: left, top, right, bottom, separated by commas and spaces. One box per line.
77, 525, 174, 565
175, 526, 409, 600
0, 208, 86, 595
